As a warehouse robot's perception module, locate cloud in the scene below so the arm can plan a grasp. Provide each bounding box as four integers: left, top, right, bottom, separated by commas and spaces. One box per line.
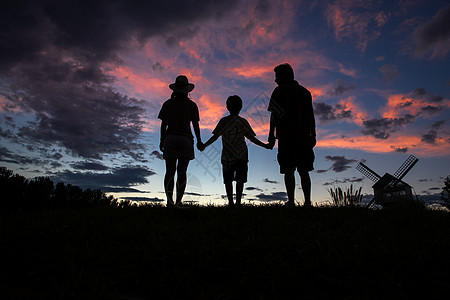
120, 197, 164, 202
421, 120, 446, 144
325, 155, 358, 172
255, 191, 287, 202
379, 64, 401, 82
263, 178, 279, 184
325, 0, 389, 51
0, 146, 35, 165
323, 177, 363, 186
150, 150, 164, 160
329, 80, 356, 96
361, 114, 416, 139
101, 187, 147, 193
409, 88, 444, 103
70, 161, 109, 171
411, 4, 450, 59
245, 186, 263, 192
314, 102, 354, 123
391, 146, 409, 153
53, 166, 156, 190
0, 0, 240, 160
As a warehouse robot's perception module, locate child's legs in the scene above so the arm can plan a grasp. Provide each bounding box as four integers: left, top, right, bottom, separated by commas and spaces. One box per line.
236, 181, 244, 205
224, 181, 234, 205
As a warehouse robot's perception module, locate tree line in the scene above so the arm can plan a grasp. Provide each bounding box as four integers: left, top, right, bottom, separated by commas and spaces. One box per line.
0, 167, 133, 212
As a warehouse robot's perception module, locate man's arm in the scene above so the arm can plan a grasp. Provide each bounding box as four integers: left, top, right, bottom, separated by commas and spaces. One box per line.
268, 113, 276, 149
308, 92, 316, 148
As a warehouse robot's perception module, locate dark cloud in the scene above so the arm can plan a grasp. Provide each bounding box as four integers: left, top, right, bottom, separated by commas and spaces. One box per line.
53, 166, 156, 190
329, 80, 356, 96
361, 114, 416, 139
121, 197, 164, 202
391, 146, 408, 153
421, 120, 446, 144
0, 0, 238, 160
263, 178, 279, 184
379, 64, 401, 82
101, 187, 147, 193
412, 4, 450, 59
314, 102, 353, 123
245, 186, 263, 192
0, 146, 35, 165
71, 161, 109, 171
410, 88, 445, 103
316, 169, 329, 174
323, 177, 363, 186
325, 155, 358, 172
255, 191, 288, 202
150, 150, 164, 160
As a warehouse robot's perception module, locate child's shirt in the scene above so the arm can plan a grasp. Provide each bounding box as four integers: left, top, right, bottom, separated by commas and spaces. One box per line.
212, 115, 256, 162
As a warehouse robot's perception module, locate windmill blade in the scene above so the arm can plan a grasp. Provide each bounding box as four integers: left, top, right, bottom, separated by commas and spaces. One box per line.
393, 155, 419, 180
356, 162, 381, 182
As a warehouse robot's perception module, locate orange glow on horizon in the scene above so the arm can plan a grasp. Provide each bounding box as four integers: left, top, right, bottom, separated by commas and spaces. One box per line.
318, 133, 450, 157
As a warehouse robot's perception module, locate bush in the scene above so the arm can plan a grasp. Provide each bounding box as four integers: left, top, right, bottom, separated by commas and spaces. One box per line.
327, 184, 363, 207
0, 167, 125, 212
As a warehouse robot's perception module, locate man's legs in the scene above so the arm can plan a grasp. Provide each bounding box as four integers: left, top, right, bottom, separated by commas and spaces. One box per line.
224, 181, 234, 206
164, 158, 177, 206
175, 158, 190, 205
284, 171, 296, 205
299, 170, 311, 207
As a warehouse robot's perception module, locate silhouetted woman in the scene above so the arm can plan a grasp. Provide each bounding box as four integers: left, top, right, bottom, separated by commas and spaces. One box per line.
158, 75, 203, 206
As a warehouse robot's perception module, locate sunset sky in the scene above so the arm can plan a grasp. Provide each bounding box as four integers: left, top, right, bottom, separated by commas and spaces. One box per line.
1, 0, 449, 205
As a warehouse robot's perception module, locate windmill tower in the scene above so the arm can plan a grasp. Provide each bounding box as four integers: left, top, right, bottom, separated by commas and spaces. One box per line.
356, 155, 419, 208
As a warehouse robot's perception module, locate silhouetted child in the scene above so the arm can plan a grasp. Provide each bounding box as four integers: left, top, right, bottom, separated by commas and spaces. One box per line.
199, 95, 270, 206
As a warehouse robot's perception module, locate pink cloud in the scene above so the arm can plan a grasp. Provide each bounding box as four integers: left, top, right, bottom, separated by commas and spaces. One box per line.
325, 0, 388, 51
318, 132, 450, 157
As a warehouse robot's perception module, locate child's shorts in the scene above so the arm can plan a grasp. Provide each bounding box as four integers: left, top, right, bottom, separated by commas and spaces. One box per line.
222, 160, 248, 183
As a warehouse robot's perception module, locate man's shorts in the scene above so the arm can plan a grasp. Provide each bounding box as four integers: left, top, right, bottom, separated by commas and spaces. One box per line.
222, 160, 248, 183
163, 134, 194, 160
277, 141, 314, 174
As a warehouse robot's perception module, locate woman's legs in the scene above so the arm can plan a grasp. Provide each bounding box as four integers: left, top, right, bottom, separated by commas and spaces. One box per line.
164, 158, 177, 206
175, 158, 190, 204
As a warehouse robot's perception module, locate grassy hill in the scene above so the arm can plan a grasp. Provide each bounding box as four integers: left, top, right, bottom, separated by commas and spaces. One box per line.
1, 204, 449, 299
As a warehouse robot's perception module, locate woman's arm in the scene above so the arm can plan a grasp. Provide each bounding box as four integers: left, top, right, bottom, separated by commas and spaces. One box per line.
160, 120, 168, 151
192, 121, 203, 150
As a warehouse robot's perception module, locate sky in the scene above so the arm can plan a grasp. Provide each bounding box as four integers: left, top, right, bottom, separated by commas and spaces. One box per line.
1, 0, 449, 206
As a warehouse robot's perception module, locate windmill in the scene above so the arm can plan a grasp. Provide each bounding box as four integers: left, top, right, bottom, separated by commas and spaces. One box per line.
356, 155, 419, 208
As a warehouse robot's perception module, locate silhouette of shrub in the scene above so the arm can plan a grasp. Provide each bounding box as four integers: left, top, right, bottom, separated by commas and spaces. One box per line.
0, 167, 124, 211
327, 184, 363, 207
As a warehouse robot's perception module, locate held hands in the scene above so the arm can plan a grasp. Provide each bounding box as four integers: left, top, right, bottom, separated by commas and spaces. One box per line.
197, 141, 206, 152
262, 143, 272, 150
267, 135, 276, 150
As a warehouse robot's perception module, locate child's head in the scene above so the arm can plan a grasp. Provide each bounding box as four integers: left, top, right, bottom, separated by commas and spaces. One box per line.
226, 95, 243, 114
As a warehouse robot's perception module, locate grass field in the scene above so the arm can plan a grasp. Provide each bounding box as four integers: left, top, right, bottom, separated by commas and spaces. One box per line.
1, 204, 449, 299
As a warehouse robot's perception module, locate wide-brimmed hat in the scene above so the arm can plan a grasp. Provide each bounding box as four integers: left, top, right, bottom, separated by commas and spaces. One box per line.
169, 75, 195, 93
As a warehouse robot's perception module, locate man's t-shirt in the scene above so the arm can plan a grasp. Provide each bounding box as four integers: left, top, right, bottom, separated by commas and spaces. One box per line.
212, 115, 256, 162
158, 97, 200, 139
267, 80, 315, 143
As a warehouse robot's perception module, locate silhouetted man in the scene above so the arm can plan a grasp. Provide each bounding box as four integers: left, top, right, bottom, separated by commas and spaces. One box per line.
267, 63, 316, 207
